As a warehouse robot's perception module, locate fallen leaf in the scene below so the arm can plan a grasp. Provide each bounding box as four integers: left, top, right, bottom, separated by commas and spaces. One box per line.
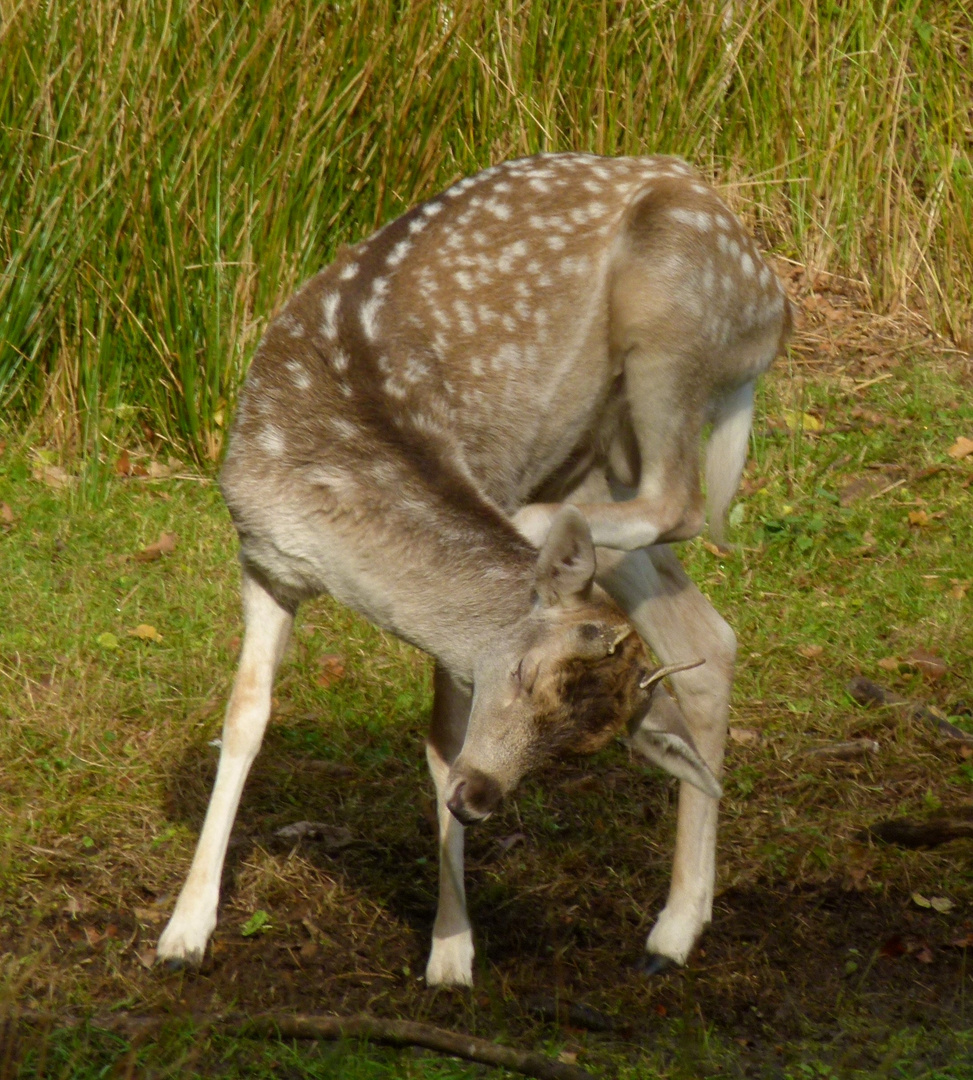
947, 435, 973, 460
879, 935, 906, 958
901, 648, 947, 680
949, 580, 969, 601
912, 891, 932, 909
240, 908, 273, 937
274, 822, 354, 850
798, 644, 824, 660
839, 476, 884, 506
146, 460, 173, 479
128, 623, 163, 642
0, 503, 14, 527
557, 1052, 578, 1066
930, 896, 955, 914
33, 463, 73, 489
498, 831, 528, 852
83, 926, 105, 947
315, 653, 347, 688
96, 632, 120, 650
729, 727, 762, 745
134, 532, 177, 562
783, 410, 824, 433
135, 946, 157, 969
133, 906, 167, 925
915, 945, 935, 964
877, 657, 900, 672
949, 932, 973, 948
115, 450, 138, 477
907, 509, 930, 527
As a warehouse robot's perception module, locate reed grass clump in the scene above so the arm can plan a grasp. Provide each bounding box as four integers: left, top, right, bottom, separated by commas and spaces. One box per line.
2, 0, 970, 464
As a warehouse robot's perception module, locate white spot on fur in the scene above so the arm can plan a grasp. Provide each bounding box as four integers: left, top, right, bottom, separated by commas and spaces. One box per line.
320, 292, 340, 340
339, 262, 360, 281
403, 356, 430, 384
670, 207, 713, 231
360, 294, 384, 340
257, 425, 286, 457
285, 360, 312, 390
453, 299, 477, 335
332, 348, 349, 373
546, 235, 566, 251
387, 240, 412, 268
487, 200, 511, 220
739, 251, 755, 277
330, 416, 358, 439
278, 313, 305, 338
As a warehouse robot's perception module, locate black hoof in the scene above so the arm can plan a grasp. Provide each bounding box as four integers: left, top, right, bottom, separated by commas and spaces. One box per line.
157, 953, 203, 973
635, 952, 671, 976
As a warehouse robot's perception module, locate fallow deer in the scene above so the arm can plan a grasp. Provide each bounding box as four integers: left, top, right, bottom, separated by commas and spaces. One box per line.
156, 152, 791, 986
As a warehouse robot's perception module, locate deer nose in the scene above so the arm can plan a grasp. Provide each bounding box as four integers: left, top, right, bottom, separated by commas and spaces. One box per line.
446, 782, 482, 825
446, 770, 502, 824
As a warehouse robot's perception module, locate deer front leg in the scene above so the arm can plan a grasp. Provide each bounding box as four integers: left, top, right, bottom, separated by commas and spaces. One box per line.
598, 544, 734, 969
156, 568, 294, 967
424, 663, 475, 987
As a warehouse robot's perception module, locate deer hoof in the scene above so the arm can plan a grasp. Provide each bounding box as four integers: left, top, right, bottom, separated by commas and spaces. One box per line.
635, 951, 671, 976
158, 953, 203, 972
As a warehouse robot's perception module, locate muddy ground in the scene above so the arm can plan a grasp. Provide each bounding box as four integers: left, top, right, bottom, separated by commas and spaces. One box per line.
9, 736, 971, 1077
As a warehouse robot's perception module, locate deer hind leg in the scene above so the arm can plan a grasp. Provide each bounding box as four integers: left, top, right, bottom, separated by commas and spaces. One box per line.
513, 345, 718, 553
597, 542, 734, 968
424, 663, 475, 987
156, 567, 295, 967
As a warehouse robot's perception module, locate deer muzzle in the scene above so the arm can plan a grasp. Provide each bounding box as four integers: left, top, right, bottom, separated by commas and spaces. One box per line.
445, 768, 504, 825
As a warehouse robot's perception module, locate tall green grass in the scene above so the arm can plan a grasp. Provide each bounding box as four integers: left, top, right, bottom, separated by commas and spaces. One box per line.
2, 0, 970, 464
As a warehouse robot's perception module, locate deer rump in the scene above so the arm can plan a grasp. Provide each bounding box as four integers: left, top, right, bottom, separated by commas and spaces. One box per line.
156, 152, 790, 987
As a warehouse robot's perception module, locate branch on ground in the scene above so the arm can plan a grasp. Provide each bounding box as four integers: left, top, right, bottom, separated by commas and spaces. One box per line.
846, 677, 973, 743
863, 806, 973, 848
234, 1013, 596, 1080
12, 1010, 596, 1080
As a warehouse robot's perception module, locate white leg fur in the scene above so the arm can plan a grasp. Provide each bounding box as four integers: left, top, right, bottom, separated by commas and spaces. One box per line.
598, 544, 734, 965
425, 741, 474, 986
156, 570, 294, 965
424, 664, 475, 986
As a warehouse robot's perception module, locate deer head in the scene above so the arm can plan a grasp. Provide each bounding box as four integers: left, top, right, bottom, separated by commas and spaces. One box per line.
445, 507, 719, 823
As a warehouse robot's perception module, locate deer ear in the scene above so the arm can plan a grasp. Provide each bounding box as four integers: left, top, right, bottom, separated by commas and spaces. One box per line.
534, 506, 596, 608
